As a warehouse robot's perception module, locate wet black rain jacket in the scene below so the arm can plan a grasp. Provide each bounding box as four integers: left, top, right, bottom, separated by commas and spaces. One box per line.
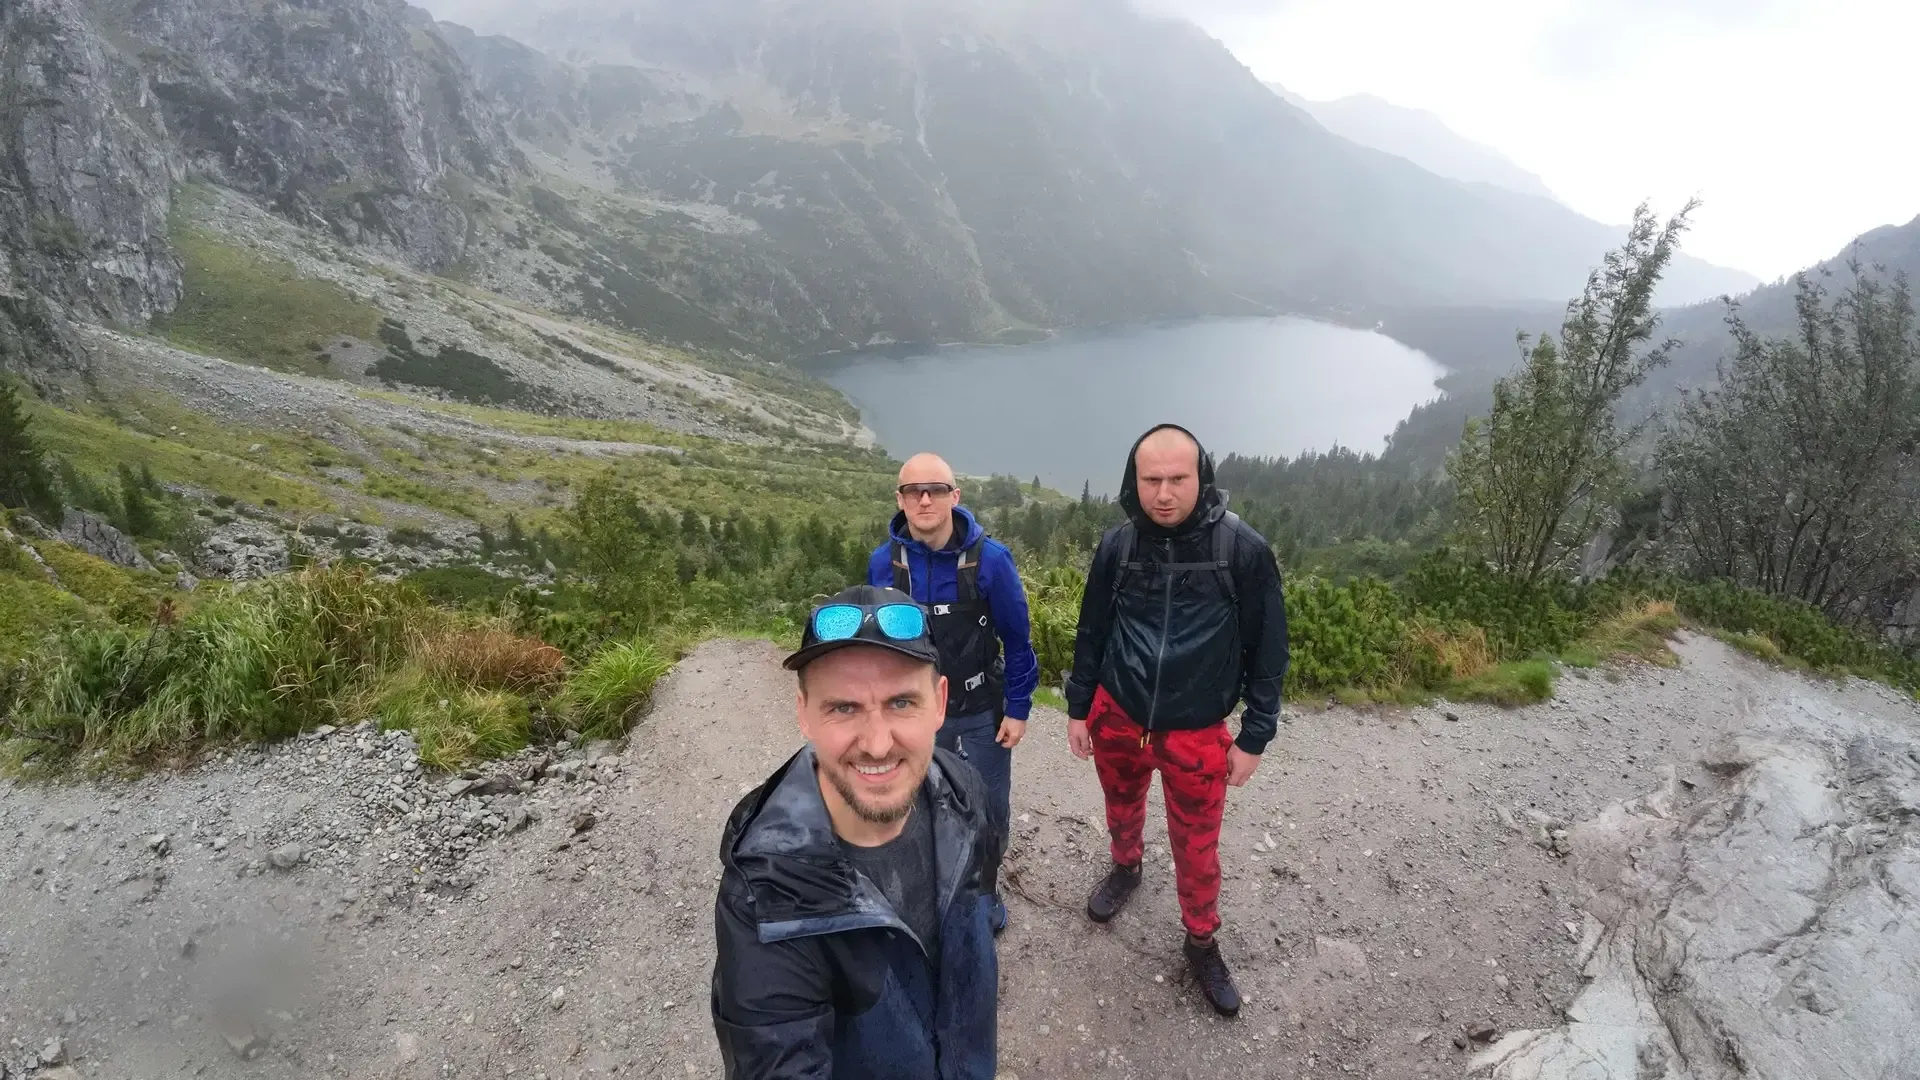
1064, 425, 1291, 754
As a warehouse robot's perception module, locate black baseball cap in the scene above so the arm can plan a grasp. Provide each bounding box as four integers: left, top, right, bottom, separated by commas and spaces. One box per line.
783, 584, 941, 672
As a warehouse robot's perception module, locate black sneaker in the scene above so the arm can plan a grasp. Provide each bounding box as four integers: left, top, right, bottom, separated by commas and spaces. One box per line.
1185, 937, 1242, 1016
1085, 863, 1142, 923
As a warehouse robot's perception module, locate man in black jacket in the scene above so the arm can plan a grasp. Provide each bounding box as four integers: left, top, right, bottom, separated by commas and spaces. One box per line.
711, 584, 1002, 1079
1064, 424, 1290, 1016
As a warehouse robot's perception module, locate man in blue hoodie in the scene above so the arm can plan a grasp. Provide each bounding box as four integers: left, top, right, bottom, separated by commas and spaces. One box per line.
868, 452, 1039, 933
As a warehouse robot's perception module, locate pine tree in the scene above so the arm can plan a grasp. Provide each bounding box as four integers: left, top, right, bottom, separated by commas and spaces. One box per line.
1080, 480, 1091, 505
0, 377, 60, 520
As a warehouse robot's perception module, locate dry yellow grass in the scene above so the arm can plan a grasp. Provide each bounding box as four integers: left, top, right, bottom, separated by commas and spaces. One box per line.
411, 626, 566, 693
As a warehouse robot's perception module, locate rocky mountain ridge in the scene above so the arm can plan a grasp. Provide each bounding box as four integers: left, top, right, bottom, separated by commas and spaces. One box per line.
5, 0, 1768, 386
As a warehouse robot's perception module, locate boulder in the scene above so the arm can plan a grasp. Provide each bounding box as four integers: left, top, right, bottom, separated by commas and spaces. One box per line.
58, 509, 154, 571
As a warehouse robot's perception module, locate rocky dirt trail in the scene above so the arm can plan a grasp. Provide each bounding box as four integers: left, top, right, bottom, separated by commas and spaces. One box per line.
3, 633, 1916, 1079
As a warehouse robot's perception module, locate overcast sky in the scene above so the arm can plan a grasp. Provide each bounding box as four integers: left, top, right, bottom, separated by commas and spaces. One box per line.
1143, 0, 1918, 280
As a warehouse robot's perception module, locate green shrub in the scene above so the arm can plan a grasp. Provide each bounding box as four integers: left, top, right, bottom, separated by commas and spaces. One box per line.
560, 637, 675, 740
1405, 550, 1587, 658
1282, 575, 1408, 694
405, 565, 521, 609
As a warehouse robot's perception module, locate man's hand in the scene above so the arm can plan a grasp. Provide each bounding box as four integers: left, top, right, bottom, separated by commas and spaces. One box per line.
996, 717, 1027, 748
1067, 719, 1093, 760
1226, 745, 1260, 787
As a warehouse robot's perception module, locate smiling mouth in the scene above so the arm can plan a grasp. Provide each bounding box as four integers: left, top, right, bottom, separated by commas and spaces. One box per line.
850, 760, 900, 783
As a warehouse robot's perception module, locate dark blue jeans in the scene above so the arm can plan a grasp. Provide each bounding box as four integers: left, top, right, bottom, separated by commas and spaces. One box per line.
939, 709, 1011, 927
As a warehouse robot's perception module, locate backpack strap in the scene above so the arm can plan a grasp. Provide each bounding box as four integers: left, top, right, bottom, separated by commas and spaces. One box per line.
956, 536, 985, 604
1109, 514, 1240, 605
891, 542, 912, 594
1212, 511, 1240, 605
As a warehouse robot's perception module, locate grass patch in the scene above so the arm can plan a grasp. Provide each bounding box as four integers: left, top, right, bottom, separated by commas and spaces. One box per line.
31, 401, 335, 513
1032, 686, 1067, 712
559, 637, 674, 740
0, 572, 96, 665
6, 566, 422, 767
31, 542, 172, 623
1721, 630, 1788, 665
157, 228, 382, 377
411, 624, 565, 693
368, 667, 530, 770
1581, 599, 1681, 667
1448, 659, 1558, 707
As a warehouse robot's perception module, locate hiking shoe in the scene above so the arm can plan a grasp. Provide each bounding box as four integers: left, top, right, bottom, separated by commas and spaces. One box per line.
990, 895, 1009, 937
1086, 863, 1143, 923
1185, 937, 1242, 1016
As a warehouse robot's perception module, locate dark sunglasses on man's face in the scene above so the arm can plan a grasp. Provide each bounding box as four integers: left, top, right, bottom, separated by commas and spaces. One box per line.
898, 483, 955, 501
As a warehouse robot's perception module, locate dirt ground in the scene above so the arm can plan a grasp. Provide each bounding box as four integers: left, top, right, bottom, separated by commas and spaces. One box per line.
3, 632, 1916, 1079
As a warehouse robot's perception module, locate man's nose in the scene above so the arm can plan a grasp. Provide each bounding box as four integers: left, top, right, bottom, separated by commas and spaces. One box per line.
853, 717, 896, 757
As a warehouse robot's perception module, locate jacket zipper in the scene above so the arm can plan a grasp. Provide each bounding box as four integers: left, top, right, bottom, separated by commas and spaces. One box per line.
1147, 538, 1173, 733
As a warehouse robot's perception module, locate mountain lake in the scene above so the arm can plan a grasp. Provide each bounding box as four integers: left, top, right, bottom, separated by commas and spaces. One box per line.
812, 316, 1447, 496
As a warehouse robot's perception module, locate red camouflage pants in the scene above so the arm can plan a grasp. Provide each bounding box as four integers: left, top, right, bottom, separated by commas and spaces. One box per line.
1088, 685, 1229, 939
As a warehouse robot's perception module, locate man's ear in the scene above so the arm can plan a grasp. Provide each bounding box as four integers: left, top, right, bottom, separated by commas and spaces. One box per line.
951, 486, 963, 505
934, 673, 949, 715
795, 686, 812, 741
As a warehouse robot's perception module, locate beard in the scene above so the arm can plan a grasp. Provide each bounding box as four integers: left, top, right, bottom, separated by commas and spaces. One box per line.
824, 754, 927, 825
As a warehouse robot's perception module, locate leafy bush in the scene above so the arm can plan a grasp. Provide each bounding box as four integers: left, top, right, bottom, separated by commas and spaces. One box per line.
1282, 575, 1408, 694
1676, 579, 1918, 688
404, 565, 521, 609
560, 638, 675, 740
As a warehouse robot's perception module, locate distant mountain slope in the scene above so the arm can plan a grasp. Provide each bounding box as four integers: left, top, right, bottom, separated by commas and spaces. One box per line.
437, 0, 1758, 324
1267, 83, 1562, 205
1653, 212, 1920, 395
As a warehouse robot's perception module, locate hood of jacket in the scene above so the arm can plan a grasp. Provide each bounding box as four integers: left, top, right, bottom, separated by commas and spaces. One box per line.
721, 743, 986, 946
1117, 423, 1227, 539
887, 505, 985, 554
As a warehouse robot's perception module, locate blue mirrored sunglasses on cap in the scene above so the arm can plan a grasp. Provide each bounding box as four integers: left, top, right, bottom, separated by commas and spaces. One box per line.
810, 601, 927, 643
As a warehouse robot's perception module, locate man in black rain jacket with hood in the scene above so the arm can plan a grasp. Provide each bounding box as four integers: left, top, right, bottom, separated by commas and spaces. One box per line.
711, 584, 1002, 1079
1064, 423, 1290, 1016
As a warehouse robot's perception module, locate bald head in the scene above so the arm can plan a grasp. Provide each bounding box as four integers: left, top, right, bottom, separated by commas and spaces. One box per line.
1135, 426, 1201, 471
898, 453, 957, 488
896, 451, 962, 546
1133, 426, 1203, 527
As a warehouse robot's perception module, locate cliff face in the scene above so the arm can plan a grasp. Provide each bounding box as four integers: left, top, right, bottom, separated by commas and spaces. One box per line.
0, 0, 524, 372
0, 0, 181, 367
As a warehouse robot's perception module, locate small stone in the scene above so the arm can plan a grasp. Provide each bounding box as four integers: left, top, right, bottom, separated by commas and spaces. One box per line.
41, 1036, 68, 1064
60, 819, 78, 832
506, 808, 533, 834
268, 843, 304, 870
211, 836, 229, 851
445, 778, 477, 799
510, 956, 524, 969
40, 1070, 81, 1080
549, 986, 567, 1011
394, 1032, 421, 1063
62, 1006, 78, 1025
1466, 1021, 1497, 1043
570, 812, 597, 834
1037, 1024, 1050, 1036
181, 937, 198, 959
1444, 711, 1461, 722
1494, 974, 1511, 990
1453, 1035, 1470, 1050
146, 833, 171, 856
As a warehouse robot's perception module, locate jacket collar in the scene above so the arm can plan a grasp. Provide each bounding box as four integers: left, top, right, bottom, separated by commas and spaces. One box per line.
725, 744, 982, 950
887, 505, 982, 555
